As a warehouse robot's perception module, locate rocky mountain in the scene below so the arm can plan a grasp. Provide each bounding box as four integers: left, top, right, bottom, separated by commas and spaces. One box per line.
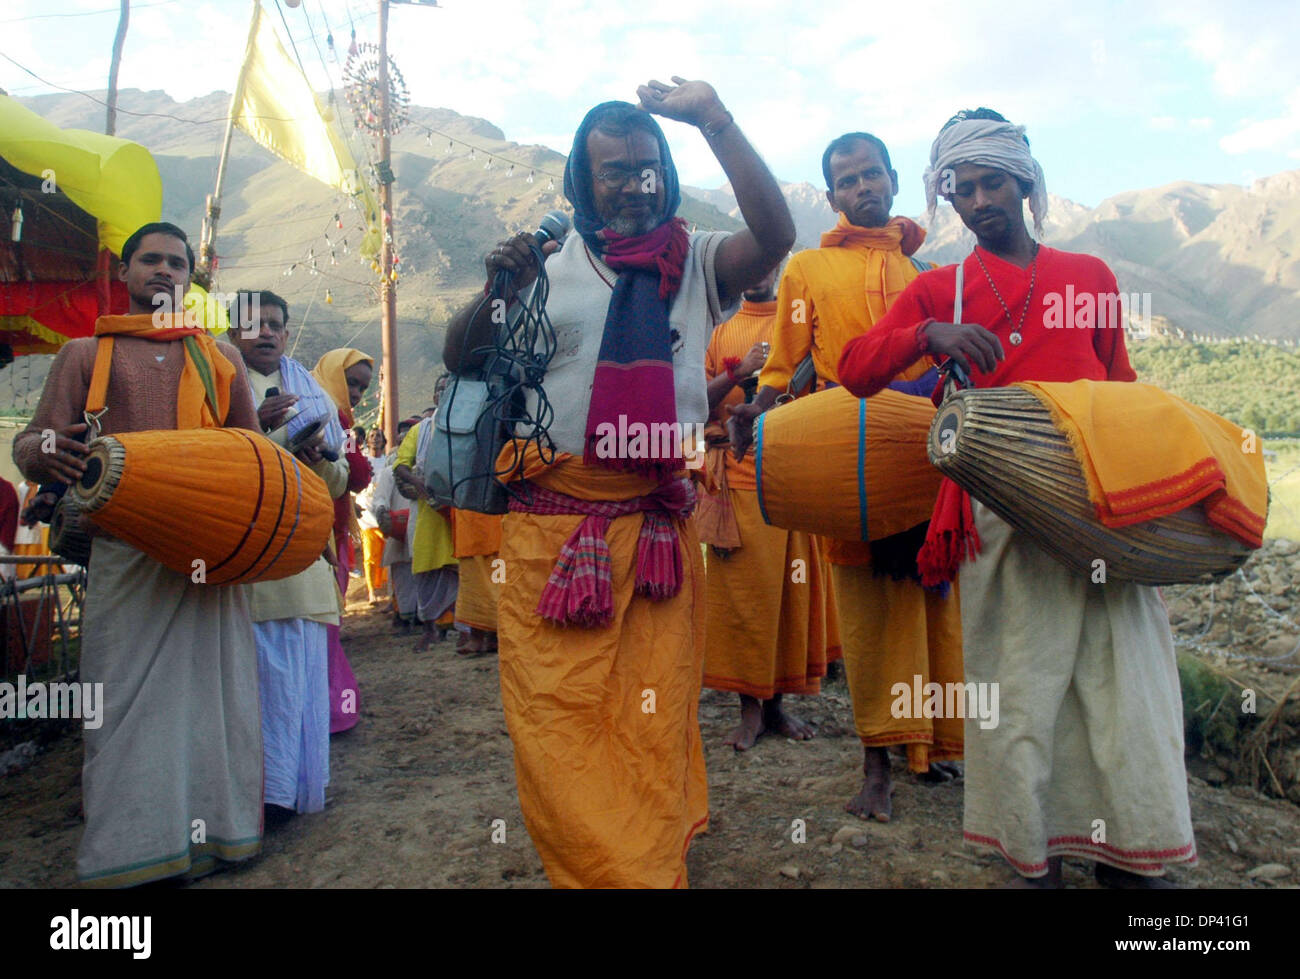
9, 89, 1300, 419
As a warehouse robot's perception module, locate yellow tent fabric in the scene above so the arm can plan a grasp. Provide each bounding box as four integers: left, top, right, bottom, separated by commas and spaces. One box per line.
0, 94, 162, 258
233, 2, 381, 259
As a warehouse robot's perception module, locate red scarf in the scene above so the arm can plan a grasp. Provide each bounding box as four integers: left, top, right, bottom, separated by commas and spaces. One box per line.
599, 217, 690, 300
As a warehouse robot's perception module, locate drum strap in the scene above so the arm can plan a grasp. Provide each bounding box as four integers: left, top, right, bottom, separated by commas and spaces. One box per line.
84, 336, 115, 438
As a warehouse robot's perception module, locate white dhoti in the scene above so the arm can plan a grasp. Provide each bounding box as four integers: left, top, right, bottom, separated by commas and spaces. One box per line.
78, 537, 263, 887
390, 561, 416, 618
254, 618, 330, 813
415, 566, 458, 624
959, 501, 1197, 877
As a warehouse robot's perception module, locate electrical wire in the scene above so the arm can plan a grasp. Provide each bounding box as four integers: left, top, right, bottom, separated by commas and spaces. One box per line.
436, 238, 557, 508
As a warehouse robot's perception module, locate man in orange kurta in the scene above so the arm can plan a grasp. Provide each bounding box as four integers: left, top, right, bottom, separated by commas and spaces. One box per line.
732, 133, 963, 823
701, 267, 839, 749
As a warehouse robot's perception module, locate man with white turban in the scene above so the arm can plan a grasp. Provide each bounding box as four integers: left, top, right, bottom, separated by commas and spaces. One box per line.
837, 108, 1196, 888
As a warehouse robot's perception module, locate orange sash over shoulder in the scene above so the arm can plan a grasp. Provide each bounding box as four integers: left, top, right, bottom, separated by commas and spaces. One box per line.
91, 314, 235, 428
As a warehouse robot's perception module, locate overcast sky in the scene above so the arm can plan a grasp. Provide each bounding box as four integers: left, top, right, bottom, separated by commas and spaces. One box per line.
4, 0, 1299, 216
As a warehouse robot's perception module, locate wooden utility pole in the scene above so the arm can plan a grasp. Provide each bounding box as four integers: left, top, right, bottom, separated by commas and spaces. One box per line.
105, 0, 130, 135
377, 0, 398, 447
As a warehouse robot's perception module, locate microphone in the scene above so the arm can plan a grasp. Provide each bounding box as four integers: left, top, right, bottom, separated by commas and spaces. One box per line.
534, 210, 570, 247
489, 211, 570, 300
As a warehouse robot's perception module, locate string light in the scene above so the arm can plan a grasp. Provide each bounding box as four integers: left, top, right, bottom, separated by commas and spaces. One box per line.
10, 204, 22, 243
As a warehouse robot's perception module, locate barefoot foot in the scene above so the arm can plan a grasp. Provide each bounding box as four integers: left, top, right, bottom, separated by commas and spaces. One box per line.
723, 696, 764, 751
845, 748, 892, 822
762, 695, 814, 740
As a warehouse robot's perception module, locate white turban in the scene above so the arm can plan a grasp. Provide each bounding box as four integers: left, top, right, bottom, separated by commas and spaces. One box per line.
922, 118, 1048, 237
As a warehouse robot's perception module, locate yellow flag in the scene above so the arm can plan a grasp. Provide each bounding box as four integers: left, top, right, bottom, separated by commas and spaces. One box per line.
232, 2, 380, 257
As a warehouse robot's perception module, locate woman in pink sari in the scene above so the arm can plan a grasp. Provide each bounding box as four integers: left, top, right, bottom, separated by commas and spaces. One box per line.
313, 348, 374, 733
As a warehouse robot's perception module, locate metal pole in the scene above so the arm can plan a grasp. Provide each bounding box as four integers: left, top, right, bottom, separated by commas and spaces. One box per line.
105, 0, 129, 136
378, 0, 398, 448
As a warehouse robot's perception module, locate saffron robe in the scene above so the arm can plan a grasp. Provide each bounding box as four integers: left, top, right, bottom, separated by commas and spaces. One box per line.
701, 300, 838, 698
763, 219, 962, 770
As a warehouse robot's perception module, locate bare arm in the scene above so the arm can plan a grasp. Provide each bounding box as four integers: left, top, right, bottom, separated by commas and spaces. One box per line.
637, 77, 794, 305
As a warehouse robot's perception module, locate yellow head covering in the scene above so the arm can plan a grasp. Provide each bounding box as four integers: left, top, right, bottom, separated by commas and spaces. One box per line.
312, 348, 373, 424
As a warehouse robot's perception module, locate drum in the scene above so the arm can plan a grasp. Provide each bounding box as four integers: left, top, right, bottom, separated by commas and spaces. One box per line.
49, 495, 92, 566
755, 386, 943, 541
70, 428, 334, 585
928, 386, 1253, 584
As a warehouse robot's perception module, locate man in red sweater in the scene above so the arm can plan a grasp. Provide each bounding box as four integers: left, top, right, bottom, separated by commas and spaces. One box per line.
838, 109, 1196, 888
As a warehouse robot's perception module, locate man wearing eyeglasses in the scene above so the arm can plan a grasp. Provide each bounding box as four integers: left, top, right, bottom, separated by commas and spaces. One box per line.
444, 77, 794, 888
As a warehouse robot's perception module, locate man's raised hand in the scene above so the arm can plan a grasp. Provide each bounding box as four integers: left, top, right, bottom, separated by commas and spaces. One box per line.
636, 77, 727, 130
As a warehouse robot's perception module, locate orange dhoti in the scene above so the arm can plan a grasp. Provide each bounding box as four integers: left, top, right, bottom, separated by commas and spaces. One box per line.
451, 509, 503, 632
361, 527, 387, 594
496, 450, 708, 888
704, 488, 838, 698
831, 559, 964, 772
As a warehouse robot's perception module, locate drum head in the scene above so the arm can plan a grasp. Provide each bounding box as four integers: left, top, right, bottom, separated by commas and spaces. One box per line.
928, 398, 967, 470
50, 496, 92, 565
71, 436, 124, 512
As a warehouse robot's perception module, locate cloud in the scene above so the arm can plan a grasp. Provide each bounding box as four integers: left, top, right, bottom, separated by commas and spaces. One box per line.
1220, 88, 1300, 154
1167, 0, 1300, 100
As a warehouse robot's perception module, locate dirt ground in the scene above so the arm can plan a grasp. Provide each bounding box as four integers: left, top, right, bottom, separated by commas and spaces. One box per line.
2, 574, 1299, 890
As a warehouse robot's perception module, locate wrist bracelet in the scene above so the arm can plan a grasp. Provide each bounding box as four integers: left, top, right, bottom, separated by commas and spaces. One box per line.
701, 110, 734, 139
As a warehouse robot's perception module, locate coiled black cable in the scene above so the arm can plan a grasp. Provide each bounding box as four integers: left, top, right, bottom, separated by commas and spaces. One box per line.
442, 237, 558, 507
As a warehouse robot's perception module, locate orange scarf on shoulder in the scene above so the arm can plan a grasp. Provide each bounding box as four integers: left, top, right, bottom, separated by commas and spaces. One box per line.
90, 314, 235, 428
820, 214, 927, 325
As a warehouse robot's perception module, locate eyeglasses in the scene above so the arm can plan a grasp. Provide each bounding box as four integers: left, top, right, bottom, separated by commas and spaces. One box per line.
594, 164, 662, 190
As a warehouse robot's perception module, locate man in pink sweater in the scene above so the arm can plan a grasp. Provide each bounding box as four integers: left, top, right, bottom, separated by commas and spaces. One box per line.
13, 222, 264, 887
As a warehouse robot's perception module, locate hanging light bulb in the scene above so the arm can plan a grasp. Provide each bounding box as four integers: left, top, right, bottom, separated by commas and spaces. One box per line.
526, 171, 534, 184
484, 157, 493, 170
325, 289, 333, 304
284, 264, 296, 277
506, 164, 514, 177
10, 204, 22, 242
342, 238, 349, 254
335, 212, 343, 229
547, 177, 555, 190
425, 131, 433, 145
447, 139, 454, 154
469, 147, 476, 160
348, 28, 358, 58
